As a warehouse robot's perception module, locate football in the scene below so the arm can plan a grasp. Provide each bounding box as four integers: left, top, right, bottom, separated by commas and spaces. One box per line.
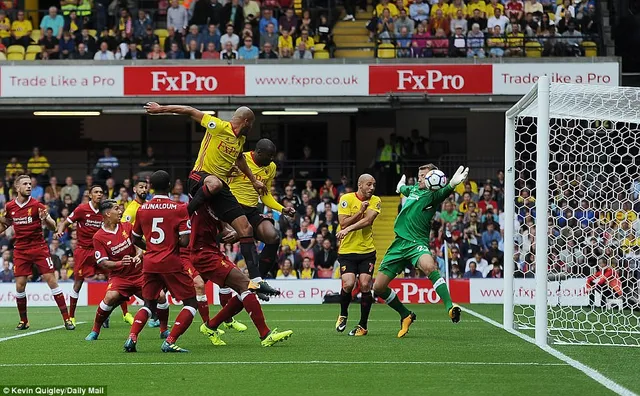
424, 169, 447, 190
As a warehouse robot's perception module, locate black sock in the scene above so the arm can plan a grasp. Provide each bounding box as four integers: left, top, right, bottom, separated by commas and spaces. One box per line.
359, 291, 373, 329
258, 243, 280, 278
239, 237, 261, 280
188, 185, 212, 215
340, 289, 352, 317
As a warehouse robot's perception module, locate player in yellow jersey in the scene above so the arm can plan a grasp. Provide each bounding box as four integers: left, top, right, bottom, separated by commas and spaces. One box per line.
228, 139, 296, 299
334, 174, 381, 336
143, 102, 279, 298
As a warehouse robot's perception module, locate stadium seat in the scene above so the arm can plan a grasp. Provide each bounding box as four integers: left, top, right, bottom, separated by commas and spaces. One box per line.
314, 50, 330, 59
154, 29, 168, 38
24, 52, 38, 60
582, 41, 597, 57
30, 29, 40, 42
377, 43, 396, 59
314, 43, 325, 51
7, 45, 25, 55
525, 42, 542, 58
26, 45, 41, 54
0, 52, 5, 61
7, 52, 24, 60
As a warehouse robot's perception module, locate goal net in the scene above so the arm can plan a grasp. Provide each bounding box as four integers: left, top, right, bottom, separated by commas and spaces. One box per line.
504, 78, 640, 347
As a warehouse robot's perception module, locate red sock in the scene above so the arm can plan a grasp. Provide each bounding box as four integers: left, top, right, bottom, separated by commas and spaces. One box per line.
219, 290, 233, 323
120, 302, 129, 315
69, 296, 78, 318
241, 292, 270, 338
197, 299, 209, 323
92, 302, 114, 333
157, 307, 169, 333
166, 306, 196, 344
16, 294, 27, 322
207, 295, 243, 329
129, 307, 150, 341
52, 290, 70, 321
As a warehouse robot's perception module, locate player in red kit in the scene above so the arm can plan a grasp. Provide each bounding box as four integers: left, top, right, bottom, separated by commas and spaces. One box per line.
85, 200, 144, 341
126, 170, 197, 353
191, 203, 293, 347
0, 175, 74, 330
55, 185, 133, 326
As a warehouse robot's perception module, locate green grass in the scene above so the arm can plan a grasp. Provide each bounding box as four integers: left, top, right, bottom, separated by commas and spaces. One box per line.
0, 304, 637, 396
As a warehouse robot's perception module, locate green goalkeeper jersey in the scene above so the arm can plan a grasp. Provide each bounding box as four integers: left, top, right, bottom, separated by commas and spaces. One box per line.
395, 184, 454, 243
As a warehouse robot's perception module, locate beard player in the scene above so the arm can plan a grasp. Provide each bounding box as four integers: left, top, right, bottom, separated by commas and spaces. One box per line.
0, 175, 74, 330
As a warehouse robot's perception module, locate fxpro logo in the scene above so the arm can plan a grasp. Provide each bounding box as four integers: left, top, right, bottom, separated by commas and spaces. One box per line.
150, 71, 218, 92
396, 69, 466, 91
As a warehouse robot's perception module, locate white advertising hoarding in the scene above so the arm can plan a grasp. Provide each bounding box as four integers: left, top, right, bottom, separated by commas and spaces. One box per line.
0, 283, 87, 307
470, 278, 589, 306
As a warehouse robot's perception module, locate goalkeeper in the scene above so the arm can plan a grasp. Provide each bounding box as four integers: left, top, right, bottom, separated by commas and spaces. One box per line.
373, 164, 469, 338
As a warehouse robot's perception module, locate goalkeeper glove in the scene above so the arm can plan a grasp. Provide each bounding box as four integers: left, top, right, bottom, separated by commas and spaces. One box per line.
396, 175, 406, 193
449, 165, 469, 188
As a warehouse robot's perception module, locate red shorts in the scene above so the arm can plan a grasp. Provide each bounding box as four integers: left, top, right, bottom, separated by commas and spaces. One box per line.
142, 271, 195, 301
191, 250, 236, 287
107, 276, 144, 298
74, 247, 98, 280
13, 246, 54, 277
182, 257, 200, 280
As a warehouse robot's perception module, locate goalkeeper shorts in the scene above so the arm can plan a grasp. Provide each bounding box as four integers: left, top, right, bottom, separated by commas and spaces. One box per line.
378, 237, 430, 279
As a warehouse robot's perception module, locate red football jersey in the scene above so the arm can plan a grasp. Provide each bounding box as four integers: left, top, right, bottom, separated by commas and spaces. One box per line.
133, 195, 191, 273
93, 222, 141, 279
67, 201, 103, 249
189, 204, 224, 253
4, 197, 47, 250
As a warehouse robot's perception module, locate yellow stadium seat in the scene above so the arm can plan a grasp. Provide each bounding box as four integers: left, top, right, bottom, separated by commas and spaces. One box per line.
88, 29, 97, 38
30, 29, 41, 42
314, 50, 330, 59
377, 43, 396, 59
154, 29, 168, 38
525, 41, 542, 58
7, 45, 25, 55
314, 43, 325, 51
159, 36, 166, 48
24, 52, 38, 60
582, 41, 597, 57
0, 52, 6, 60
7, 52, 24, 60
26, 45, 41, 54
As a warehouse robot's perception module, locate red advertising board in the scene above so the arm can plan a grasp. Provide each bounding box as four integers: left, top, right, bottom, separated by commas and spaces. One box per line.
369, 64, 493, 95
123, 66, 245, 96
388, 278, 470, 304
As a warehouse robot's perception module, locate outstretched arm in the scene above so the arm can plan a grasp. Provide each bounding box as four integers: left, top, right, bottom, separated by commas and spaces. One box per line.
144, 102, 205, 124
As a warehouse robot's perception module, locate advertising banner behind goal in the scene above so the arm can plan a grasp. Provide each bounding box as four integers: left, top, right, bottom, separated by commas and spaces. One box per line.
0, 283, 87, 307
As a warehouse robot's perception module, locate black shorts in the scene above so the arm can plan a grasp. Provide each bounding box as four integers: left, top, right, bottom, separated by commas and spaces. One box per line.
188, 171, 245, 224
242, 205, 274, 231
338, 252, 376, 276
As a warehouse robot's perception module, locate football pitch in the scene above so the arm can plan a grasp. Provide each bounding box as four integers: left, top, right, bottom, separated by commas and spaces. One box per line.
0, 304, 638, 396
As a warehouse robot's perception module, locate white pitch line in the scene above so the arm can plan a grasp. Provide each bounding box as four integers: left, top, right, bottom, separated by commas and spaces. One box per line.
463, 307, 638, 396
0, 360, 568, 368
0, 322, 86, 343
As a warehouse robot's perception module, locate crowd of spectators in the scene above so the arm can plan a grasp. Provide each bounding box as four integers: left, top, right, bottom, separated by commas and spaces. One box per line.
365, 0, 599, 57
0, 0, 335, 60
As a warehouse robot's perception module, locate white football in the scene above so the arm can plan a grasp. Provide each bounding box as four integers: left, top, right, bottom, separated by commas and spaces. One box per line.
425, 169, 447, 190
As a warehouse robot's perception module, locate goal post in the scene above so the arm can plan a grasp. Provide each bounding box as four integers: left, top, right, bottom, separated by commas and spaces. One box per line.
504, 77, 640, 347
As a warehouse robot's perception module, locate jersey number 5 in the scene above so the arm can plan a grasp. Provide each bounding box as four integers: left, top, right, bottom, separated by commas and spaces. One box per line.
150, 218, 166, 245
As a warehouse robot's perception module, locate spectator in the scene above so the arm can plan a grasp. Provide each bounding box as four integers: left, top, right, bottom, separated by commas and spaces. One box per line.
561, 22, 583, 55
201, 23, 220, 52
9, 10, 32, 48
162, 26, 182, 53
486, 262, 503, 278
172, 183, 189, 203
191, 0, 222, 29
259, 8, 278, 34
505, 23, 524, 56
440, 201, 459, 224
116, 9, 133, 38
486, 239, 504, 262
450, 9, 468, 35
276, 259, 298, 279
522, 12, 539, 36
168, 0, 189, 34
0, 10, 10, 47
27, 147, 50, 181
146, 43, 166, 59
375, 0, 399, 17
296, 220, 316, 256
244, 0, 260, 23
30, 177, 44, 201
185, 24, 204, 51
94, 147, 119, 181
238, 36, 258, 59
448, 0, 467, 18
104, 178, 117, 199
40, 6, 64, 39
581, 4, 598, 39
295, 29, 315, 52
429, 10, 450, 37
431, 0, 449, 18
478, 190, 499, 214
220, 23, 239, 50
468, 8, 488, 31
299, 9, 314, 35
298, 257, 316, 279
303, 180, 318, 201
60, 177, 79, 202
221, 0, 244, 34
220, 40, 238, 59
505, 0, 524, 20
292, 41, 312, 59
482, 222, 501, 250
77, 28, 97, 54
281, 228, 297, 251
467, 0, 486, 16
376, 8, 395, 43
463, 261, 484, 279
1, 258, 13, 283
279, 7, 298, 37
450, 263, 462, 279
555, 0, 575, 23
199, 41, 218, 58
280, 47, 292, 58
525, 0, 544, 17
133, 10, 153, 39
395, 9, 415, 36
185, 39, 202, 58
278, 29, 293, 56
396, 26, 412, 58
5, 157, 24, 181
94, 41, 115, 60
314, 238, 337, 270
45, 176, 61, 201
466, 23, 485, 58
319, 179, 338, 202
260, 22, 278, 50
259, 42, 278, 58
410, 0, 430, 23
124, 42, 145, 59
167, 41, 185, 58
487, 25, 506, 57
38, 28, 60, 59
451, 26, 467, 56
317, 14, 334, 49
488, 7, 510, 32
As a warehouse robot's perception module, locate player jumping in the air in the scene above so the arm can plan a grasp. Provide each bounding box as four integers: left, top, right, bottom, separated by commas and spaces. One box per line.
0, 175, 74, 330
56, 185, 132, 326
334, 174, 380, 336
143, 102, 280, 299
373, 164, 469, 338
125, 171, 197, 353
122, 179, 171, 331
190, 202, 293, 347
227, 139, 297, 299
86, 200, 144, 340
